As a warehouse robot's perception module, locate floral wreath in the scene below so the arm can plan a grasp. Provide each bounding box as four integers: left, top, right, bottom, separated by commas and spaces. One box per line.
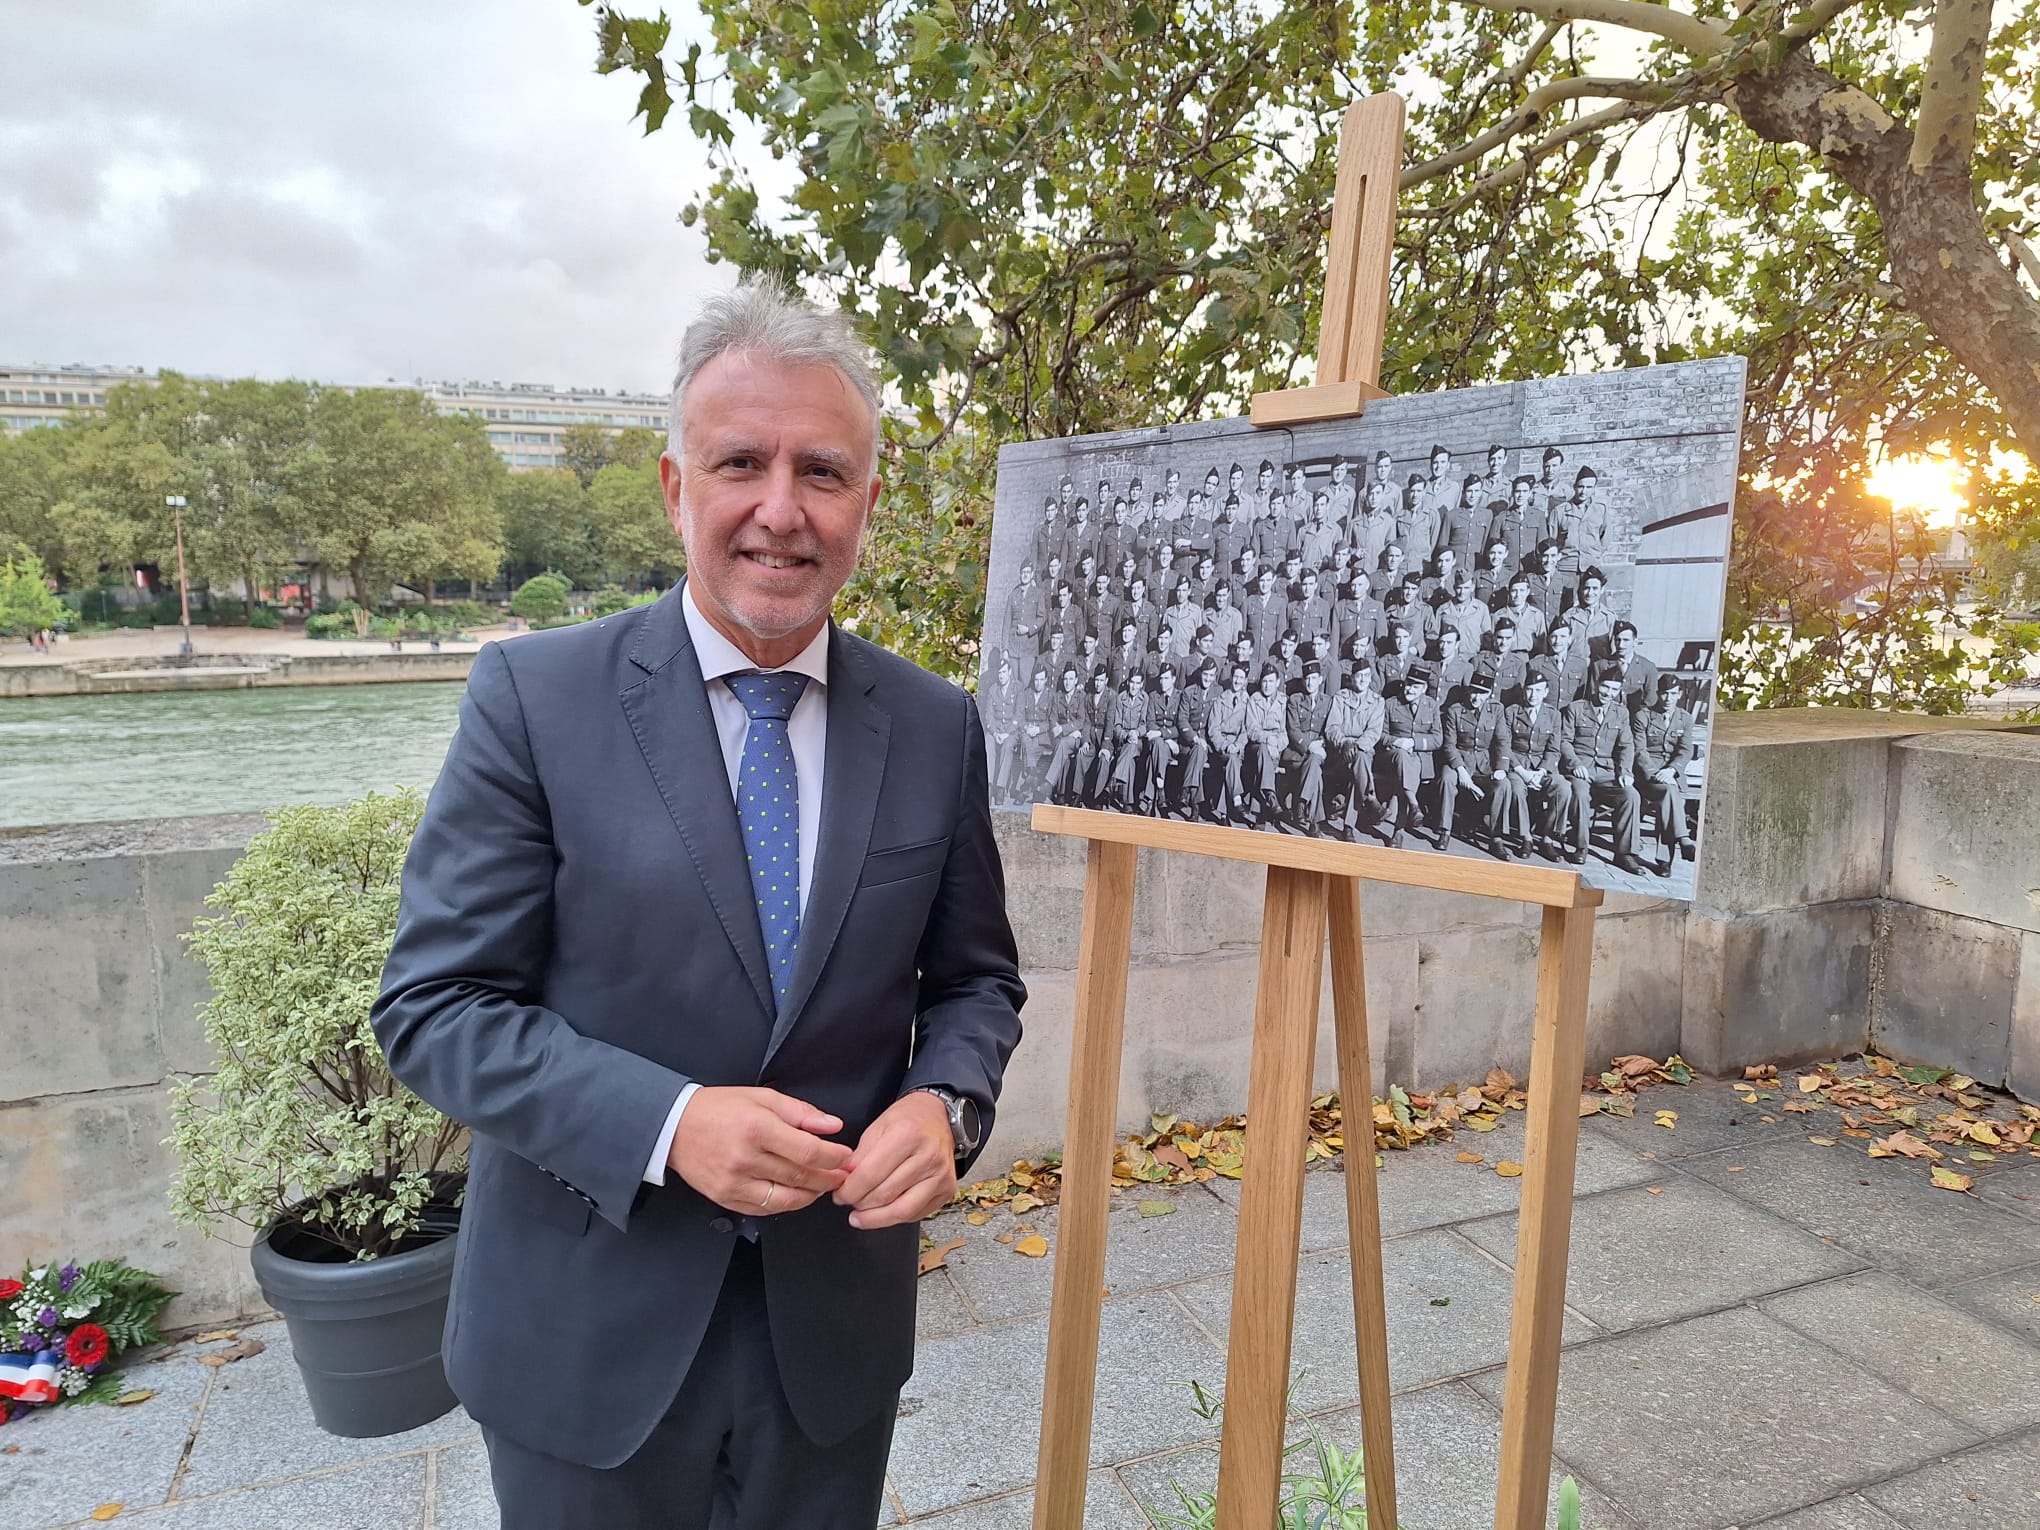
0, 1259, 173, 1424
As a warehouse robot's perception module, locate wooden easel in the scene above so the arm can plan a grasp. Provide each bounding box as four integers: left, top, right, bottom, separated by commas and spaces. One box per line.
1027, 94, 1604, 1530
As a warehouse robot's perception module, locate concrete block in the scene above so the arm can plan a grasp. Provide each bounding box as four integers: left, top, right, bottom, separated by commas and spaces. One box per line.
1585, 907, 1685, 1069
1680, 903, 1874, 1076
1870, 902, 2020, 1087
984, 934, 1418, 1165
139, 845, 243, 1075
1864, 1433, 2040, 1529
1691, 713, 1910, 914
0, 856, 163, 1100
1413, 921, 1541, 1083
1888, 731, 2040, 933
0, 1084, 266, 1331
2013, 931, 2040, 1104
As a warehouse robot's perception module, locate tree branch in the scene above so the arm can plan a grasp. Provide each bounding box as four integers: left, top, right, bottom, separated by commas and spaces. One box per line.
1454, 0, 1729, 59
1907, 0, 1995, 177
1405, 97, 1686, 215
1403, 73, 1692, 188
2008, 233, 2040, 295
1779, 0, 1872, 44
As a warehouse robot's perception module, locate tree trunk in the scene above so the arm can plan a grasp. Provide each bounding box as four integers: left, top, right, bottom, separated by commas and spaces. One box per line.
424, 575, 438, 606
350, 556, 368, 609
1728, 52, 2040, 456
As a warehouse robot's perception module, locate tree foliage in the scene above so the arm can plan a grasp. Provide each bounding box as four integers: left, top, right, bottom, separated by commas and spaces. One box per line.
167, 792, 464, 1261
0, 553, 65, 636
582, 0, 2037, 703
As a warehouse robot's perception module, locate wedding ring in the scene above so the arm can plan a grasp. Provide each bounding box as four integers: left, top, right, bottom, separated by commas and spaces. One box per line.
760, 1184, 776, 1213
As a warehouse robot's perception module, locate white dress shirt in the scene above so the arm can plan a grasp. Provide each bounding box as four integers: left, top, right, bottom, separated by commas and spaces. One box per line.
642, 585, 830, 1185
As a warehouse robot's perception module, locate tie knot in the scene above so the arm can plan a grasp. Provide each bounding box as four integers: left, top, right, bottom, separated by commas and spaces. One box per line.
725, 671, 809, 722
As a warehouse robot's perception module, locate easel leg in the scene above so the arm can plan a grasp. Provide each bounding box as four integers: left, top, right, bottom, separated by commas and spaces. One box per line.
1213, 866, 1331, 1530
1328, 877, 1398, 1530
1031, 838, 1139, 1530
1493, 903, 1597, 1530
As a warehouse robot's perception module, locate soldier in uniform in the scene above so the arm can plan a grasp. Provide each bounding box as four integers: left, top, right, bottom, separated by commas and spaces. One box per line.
1369, 540, 1410, 604
1299, 491, 1343, 572
1106, 669, 1153, 812
1161, 577, 1204, 661
1004, 560, 1048, 678
1099, 495, 1143, 577
1178, 657, 1223, 821
1502, 670, 1566, 859
1106, 618, 1149, 693
1632, 672, 1697, 874
1439, 670, 1511, 855
1204, 580, 1245, 658
1477, 444, 1511, 510
1287, 567, 1335, 655
1350, 478, 1398, 575
1376, 665, 1442, 850
1530, 619, 1592, 710
1327, 456, 1357, 525
1243, 665, 1291, 826
1432, 622, 1476, 709
1030, 495, 1067, 581
1324, 658, 1384, 841
1558, 667, 1645, 872
1084, 571, 1123, 658
1437, 570, 1494, 655
1157, 467, 1188, 529
1211, 496, 1251, 580
1247, 459, 1280, 524
1376, 621, 1418, 693
1250, 486, 1294, 568
1036, 626, 1072, 692
1487, 476, 1544, 571
1493, 572, 1547, 653
1419, 545, 1463, 610
1559, 565, 1617, 659
1142, 662, 1189, 816
1333, 577, 1387, 664
1417, 446, 1457, 534
1281, 464, 1312, 529
1281, 661, 1334, 832
1397, 472, 1442, 566
1475, 537, 1517, 610
1046, 665, 1089, 805
1436, 475, 1490, 568
1524, 539, 1570, 630
1536, 447, 1568, 531
1244, 565, 1287, 665
1476, 616, 1530, 703
1121, 575, 1161, 660
1368, 449, 1396, 498
1553, 466, 1611, 577
1017, 662, 1056, 804
978, 652, 1024, 805
1205, 662, 1254, 825
1384, 583, 1438, 654
1078, 667, 1116, 805
1607, 620, 1660, 709
1065, 497, 1098, 572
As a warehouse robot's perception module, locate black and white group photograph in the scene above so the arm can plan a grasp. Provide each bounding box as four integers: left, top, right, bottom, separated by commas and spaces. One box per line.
977, 359, 1745, 899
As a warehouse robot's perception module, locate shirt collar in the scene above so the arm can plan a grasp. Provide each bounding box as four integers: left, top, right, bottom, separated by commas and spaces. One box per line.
682, 581, 830, 691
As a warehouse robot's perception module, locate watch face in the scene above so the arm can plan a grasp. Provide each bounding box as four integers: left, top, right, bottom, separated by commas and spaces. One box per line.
955, 1094, 983, 1149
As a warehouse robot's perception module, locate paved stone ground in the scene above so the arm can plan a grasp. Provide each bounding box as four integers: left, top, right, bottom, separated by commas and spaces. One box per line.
4, 1081, 2037, 1529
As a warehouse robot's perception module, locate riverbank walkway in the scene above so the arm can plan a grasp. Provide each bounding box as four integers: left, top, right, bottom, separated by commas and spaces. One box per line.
4, 1077, 2036, 1529
0, 627, 498, 667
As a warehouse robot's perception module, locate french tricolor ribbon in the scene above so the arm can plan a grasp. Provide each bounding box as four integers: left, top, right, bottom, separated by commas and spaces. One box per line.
0, 1350, 62, 1404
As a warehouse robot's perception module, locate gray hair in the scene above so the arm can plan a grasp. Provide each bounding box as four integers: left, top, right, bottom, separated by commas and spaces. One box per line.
667, 279, 882, 465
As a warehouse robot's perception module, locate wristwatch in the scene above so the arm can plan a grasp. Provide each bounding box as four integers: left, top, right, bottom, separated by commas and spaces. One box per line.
914, 1086, 982, 1160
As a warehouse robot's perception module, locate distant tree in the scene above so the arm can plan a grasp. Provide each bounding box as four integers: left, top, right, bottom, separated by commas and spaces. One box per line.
0, 553, 65, 636
586, 459, 684, 587
510, 570, 573, 624
499, 469, 599, 584
558, 422, 666, 488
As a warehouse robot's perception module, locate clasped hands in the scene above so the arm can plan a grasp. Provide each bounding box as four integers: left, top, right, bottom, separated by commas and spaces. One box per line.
670, 1086, 955, 1230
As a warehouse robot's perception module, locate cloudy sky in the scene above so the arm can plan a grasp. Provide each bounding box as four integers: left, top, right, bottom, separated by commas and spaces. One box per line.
0, 0, 736, 396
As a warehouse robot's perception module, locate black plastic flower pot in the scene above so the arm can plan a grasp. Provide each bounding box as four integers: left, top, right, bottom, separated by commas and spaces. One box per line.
248, 1192, 461, 1439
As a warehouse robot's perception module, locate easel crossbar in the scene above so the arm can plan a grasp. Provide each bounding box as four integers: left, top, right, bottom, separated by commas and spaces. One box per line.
1031, 805, 1602, 909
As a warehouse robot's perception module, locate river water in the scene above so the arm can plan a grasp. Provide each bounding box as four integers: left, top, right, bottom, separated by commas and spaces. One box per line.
0, 682, 468, 828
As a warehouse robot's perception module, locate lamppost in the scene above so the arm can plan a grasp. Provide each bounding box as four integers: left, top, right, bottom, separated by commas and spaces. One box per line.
165, 494, 193, 659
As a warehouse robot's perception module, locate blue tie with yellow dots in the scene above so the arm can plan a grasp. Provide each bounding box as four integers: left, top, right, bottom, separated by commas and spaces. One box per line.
725, 671, 809, 1014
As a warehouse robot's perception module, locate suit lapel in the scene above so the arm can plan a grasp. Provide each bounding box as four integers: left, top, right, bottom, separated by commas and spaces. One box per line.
764, 627, 889, 1067
618, 586, 774, 1020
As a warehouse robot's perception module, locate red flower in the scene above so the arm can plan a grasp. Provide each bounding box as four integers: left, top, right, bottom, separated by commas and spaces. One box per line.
0, 1280, 21, 1301
65, 1324, 110, 1369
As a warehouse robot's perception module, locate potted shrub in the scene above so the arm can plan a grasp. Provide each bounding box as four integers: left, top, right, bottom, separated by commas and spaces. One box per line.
167, 790, 467, 1438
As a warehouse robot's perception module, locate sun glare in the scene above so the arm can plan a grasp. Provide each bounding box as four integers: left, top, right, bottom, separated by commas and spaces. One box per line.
1866, 452, 1969, 531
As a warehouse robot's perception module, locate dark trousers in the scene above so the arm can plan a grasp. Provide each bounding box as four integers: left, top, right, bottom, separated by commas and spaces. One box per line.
484, 1241, 897, 1530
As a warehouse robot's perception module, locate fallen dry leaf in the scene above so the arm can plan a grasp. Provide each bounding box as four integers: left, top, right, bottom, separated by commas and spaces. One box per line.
1579, 1096, 1600, 1118
196, 1338, 265, 1368
1654, 1110, 1678, 1129
1799, 1075, 1825, 1093
1014, 1234, 1048, 1258
918, 1238, 966, 1276
1645, 1186, 1663, 1195
1495, 1161, 1524, 1178
1137, 1200, 1175, 1219
964, 1211, 990, 1226
192, 1329, 238, 1344
113, 1390, 155, 1407
91, 1509, 122, 1522
1870, 1130, 1941, 1162
1929, 1166, 1975, 1193
1610, 1054, 1659, 1078
1007, 1193, 1043, 1215
1456, 1151, 1483, 1164
1807, 1136, 1838, 1147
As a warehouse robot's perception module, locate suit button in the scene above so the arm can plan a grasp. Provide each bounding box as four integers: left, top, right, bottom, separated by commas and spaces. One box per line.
710, 1217, 735, 1235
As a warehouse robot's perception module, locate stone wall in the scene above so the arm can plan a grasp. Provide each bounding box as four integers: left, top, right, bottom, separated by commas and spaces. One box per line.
2, 711, 2032, 1329
0, 649, 477, 698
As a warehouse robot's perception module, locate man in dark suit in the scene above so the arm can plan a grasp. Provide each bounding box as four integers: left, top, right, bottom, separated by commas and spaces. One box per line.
372, 283, 1025, 1530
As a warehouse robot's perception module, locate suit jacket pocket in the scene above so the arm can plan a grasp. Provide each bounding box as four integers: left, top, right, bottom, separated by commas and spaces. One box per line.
498, 1154, 595, 1237
857, 836, 950, 889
